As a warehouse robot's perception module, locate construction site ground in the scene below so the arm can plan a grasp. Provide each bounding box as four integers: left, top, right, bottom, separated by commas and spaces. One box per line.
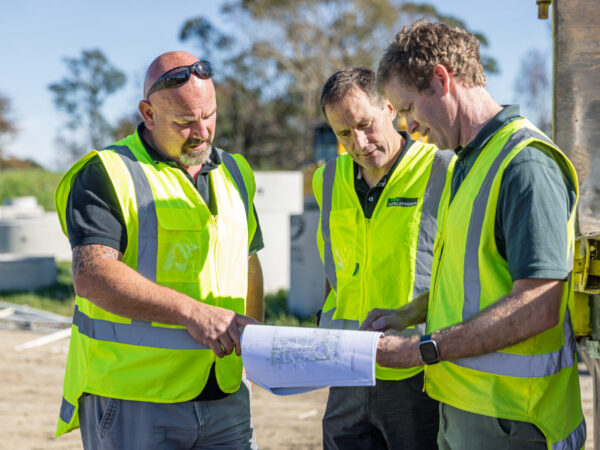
0, 327, 594, 449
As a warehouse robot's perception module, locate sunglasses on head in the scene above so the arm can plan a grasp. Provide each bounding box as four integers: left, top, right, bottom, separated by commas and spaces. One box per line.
145, 60, 213, 101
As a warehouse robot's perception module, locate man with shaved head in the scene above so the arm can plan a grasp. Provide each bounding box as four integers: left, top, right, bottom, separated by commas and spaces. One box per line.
54, 51, 263, 449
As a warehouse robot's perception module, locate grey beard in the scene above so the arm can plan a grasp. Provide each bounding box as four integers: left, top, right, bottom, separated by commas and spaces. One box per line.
179, 145, 211, 166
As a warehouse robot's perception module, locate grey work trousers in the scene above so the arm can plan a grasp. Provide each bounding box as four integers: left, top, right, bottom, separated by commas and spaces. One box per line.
79, 379, 257, 450
437, 402, 547, 450
322, 372, 439, 449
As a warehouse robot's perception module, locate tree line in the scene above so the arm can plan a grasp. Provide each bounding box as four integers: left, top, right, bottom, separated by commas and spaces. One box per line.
0, 1, 550, 170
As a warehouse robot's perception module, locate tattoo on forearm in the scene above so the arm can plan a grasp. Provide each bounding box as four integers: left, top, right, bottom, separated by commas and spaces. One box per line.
72, 245, 120, 277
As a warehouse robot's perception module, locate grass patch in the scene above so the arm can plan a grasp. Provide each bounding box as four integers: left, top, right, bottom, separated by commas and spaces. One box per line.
0, 168, 63, 211
265, 289, 316, 327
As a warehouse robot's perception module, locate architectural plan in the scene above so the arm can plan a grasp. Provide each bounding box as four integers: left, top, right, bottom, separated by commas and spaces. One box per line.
241, 325, 381, 395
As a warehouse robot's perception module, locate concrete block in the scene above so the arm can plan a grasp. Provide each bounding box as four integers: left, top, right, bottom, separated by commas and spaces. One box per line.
254, 171, 303, 294
0, 254, 57, 291
0, 213, 71, 261
288, 202, 325, 318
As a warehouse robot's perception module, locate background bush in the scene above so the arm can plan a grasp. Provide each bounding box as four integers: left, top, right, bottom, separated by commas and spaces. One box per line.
0, 169, 62, 211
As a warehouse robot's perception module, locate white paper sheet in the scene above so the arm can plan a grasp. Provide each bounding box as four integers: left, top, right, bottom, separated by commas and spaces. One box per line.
241, 325, 382, 395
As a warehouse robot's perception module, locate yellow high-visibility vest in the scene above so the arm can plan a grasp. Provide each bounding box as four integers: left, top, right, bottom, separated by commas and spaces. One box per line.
54, 129, 257, 435
426, 118, 585, 449
313, 141, 455, 380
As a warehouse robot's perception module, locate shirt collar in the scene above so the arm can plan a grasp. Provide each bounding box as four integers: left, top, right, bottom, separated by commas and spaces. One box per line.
455, 105, 521, 157
354, 131, 411, 187
136, 122, 222, 170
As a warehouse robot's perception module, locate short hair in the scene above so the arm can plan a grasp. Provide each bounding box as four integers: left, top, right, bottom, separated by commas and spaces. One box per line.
377, 21, 486, 93
320, 67, 385, 120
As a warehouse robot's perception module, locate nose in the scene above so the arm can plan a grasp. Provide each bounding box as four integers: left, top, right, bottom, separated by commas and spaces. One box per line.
192, 120, 210, 140
352, 129, 368, 150
406, 115, 419, 135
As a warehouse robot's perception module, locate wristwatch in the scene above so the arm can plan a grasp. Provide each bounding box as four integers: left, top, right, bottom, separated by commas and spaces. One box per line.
418, 334, 440, 365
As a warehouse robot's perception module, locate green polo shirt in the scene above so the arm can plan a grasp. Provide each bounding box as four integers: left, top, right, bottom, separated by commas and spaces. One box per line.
450, 105, 576, 281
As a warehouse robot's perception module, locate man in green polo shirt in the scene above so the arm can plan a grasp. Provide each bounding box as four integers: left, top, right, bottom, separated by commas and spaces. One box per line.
362, 21, 585, 449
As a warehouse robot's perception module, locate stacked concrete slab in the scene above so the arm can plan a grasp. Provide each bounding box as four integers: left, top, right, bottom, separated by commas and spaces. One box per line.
0, 197, 67, 291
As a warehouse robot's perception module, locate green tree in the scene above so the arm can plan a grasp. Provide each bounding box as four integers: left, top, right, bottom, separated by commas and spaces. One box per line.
49, 49, 126, 161
181, 1, 498, 167
0, 93, 17, 157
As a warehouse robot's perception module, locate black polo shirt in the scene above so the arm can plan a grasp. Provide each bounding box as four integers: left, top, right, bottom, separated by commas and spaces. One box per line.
450, 105, 576, 281
354, 132, 414, 219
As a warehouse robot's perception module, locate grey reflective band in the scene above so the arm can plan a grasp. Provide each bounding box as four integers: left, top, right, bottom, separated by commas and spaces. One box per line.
59, 396, 76, 424
413, 150, 454, 297
321, 158, 338, 291
552, 418, 586, 450
463, 127, 553, 319
319, 306, 424, 335
105, 145, 158, 283
220, 150, 249, 219
453, 309, 575, 377
318, 306, 359, 330
73, 304, 209, 350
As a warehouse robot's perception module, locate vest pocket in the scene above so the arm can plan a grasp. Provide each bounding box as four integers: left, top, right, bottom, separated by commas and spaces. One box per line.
329, 208, 358, 279
155, 207, 210, 282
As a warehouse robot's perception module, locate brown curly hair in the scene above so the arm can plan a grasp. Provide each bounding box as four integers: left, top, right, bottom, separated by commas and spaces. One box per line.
377, 21, 486, 93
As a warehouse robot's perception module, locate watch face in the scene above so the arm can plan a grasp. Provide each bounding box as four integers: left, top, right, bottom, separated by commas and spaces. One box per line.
420, 341, 439, 364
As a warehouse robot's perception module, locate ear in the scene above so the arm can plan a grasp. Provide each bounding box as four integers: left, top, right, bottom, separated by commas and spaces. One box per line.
384, 99, 397, 120
138, 100, 155, 130
431, 64, 452, 95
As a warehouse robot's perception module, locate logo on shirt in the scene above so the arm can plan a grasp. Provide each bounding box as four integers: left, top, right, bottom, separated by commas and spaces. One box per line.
387, 197, 418, 207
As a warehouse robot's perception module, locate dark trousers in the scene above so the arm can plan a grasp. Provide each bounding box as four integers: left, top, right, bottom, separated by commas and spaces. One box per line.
322, 372, 439, 449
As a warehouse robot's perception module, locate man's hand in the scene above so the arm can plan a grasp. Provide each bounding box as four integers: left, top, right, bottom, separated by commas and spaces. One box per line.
360, 308, 408, 332
376, 335, 421, 368
185, 302, 259, 358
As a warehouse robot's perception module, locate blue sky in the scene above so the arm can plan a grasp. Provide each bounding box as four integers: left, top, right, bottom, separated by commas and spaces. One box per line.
0, 0, 552, 170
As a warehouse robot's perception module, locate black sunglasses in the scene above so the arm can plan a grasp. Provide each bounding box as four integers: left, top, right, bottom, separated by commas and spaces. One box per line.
145, 60, 213, 101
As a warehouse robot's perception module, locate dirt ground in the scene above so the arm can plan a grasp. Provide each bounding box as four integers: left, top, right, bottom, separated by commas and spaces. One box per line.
0, 328, 594, 449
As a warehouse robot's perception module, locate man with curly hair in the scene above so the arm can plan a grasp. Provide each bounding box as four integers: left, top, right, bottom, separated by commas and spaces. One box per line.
364, 21, 585, 449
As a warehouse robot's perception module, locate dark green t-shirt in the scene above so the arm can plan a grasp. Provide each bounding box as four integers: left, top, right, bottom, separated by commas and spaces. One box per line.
450, 105, 576, 281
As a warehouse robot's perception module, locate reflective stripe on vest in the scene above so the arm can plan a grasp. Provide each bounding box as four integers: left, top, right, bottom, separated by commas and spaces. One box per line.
59, 397, 75, 424
318, 307, 358, 330
453, 307, 576, 377
413, 150, 454, 297
453, 128, 576, 378
106, 145, 158, 283
321, 150, 453, 297
73, 304, 209, 350
463, 128, 554, 318
553, 419, 586, 450
220, 151, 249, 219
319, 306, 425, 335
321, 158, 338, 291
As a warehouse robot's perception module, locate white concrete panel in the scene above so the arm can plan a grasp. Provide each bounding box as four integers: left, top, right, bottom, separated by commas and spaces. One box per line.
0, 254, 57, 291
253, 171, 303, 294
0, 213, 71, 261
288, 205, 325, 318
254, 171, 303, 214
